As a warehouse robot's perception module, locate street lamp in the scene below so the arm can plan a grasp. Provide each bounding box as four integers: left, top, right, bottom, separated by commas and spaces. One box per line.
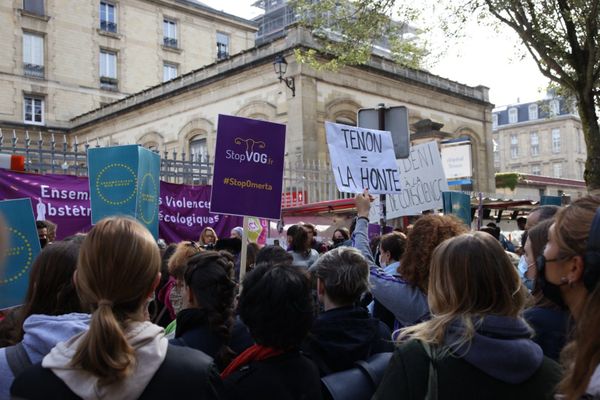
273, 55, 295, 97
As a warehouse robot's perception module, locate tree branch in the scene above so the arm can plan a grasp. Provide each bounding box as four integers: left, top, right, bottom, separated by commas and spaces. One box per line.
483, 0, 575, 89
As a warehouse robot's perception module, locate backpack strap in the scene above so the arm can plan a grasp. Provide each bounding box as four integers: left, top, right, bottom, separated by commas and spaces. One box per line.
421, 341, 440, 400
320, 352, 393, 400
354, 352, 393, 388
5, 342, 32, 377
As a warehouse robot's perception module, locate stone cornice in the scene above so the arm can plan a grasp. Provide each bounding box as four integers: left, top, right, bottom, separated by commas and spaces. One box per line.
70, 26, 491, 130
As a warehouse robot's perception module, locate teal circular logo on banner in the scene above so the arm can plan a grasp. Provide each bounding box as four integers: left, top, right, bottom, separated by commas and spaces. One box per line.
139, 173, 158, 224
96, 163, 138, 206
1, 227, 33, 284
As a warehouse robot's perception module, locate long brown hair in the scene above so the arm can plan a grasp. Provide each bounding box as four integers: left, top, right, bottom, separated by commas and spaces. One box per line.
524, 219, 555, 308
399, 232, 526, 347
552, 195, 600, 399
16, 240, 85, 341
399, 214, 468, 292
70, 217, 160, 385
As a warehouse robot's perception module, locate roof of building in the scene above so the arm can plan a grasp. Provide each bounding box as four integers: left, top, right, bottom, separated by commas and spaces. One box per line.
70, 26, 490, 130
492, 97, 578, 129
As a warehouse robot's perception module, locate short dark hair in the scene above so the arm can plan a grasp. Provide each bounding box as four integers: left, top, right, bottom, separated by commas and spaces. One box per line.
215, 237, 242, 255
291, 226, 310, 253
286, 224, 300, 237
238, 263, 314, 350
255, 245, 293, 265
333, 228, 350, 241
380, 232, 406, 261
480, 226, 500, 241
36, 220, 47, 230
303, 223, 316, 235
517, 217, 527, 224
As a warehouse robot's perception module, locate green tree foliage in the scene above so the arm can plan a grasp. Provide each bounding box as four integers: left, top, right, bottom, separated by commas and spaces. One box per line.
495, 172, 521, 190
289, 0, 427, 70
293, 0, 600, 190
475, 0, 600, 191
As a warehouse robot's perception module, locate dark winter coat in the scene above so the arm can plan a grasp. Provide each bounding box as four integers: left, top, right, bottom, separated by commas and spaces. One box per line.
524, 306, 570, 361
222, 351, 323, 400
170, 308, 254, 370
374, 316, 563, 400
302, 306, 394, 375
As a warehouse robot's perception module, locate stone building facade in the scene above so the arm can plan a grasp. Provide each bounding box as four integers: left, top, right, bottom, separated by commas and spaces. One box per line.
69, 26, 497, 193
492, 97, 586, 181
0, 0, 255, 133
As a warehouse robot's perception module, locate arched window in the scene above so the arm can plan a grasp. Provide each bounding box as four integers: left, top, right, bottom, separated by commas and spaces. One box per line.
335, 116, 356, 126
189, 134, 207, 161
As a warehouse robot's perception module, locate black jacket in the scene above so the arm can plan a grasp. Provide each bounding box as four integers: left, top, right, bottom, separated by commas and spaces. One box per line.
524, 306, 570, 361
170, 308, 254, 370
302, 306, 394, 375
11, 344, 224, 400
373, 340, 562, 400
223, 351, 323, 400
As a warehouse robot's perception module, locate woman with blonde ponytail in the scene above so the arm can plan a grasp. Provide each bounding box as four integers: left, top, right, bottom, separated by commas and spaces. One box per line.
11, 217, 223, 400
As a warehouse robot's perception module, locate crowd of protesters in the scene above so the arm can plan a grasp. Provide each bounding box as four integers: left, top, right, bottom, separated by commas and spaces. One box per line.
0, 191, 599, 399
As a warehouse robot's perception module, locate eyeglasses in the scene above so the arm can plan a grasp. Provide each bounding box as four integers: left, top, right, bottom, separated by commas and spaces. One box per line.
536, 255, 568, 273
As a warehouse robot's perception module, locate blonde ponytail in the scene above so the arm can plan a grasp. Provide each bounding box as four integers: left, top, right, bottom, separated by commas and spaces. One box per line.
71, 302, 135, 384
69, 217, 161, 385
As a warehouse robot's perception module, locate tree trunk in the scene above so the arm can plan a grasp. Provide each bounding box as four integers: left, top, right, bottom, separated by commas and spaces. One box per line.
579, 93, 600, 192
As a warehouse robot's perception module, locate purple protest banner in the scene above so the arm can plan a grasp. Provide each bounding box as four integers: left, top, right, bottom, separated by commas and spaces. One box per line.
0, 170, 242, 243
0, 170, 91, 239
211, 115, 286, 220
159, 181, 242, 243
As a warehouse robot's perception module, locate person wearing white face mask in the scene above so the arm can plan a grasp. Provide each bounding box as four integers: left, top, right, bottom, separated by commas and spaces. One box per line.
378, 232, 406, 276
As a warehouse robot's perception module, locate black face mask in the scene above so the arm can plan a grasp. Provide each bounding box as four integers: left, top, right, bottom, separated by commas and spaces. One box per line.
332, 238, 344, 245
39, 238, 48, 248
536, 255, 568, 309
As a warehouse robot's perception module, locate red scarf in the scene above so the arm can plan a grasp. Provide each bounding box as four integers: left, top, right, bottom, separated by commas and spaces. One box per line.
220, 344, 284, 379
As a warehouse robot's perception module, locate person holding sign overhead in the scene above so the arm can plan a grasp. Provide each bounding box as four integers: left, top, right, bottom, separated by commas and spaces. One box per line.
353, 189, 467, 328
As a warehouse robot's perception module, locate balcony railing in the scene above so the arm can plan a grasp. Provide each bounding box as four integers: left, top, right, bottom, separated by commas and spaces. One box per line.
163, 37, 178, 48
100, 20, 117, 33
217, 50, 229, 60
100, 76, 118, 91
23, 63, 44, 78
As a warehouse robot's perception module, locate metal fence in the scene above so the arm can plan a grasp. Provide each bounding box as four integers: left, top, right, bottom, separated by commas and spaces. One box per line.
0, 129, 346, 207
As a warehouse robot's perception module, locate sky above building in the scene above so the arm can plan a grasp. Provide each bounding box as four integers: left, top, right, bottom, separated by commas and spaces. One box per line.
200, 0, 550, 108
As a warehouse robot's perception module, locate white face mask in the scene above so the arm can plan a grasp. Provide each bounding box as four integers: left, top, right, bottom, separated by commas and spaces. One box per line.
517, 255, 528, 277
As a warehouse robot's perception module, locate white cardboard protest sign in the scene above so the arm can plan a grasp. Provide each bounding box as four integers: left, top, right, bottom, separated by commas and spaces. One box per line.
325, 121, 402, 195
386, 141, 449, 218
